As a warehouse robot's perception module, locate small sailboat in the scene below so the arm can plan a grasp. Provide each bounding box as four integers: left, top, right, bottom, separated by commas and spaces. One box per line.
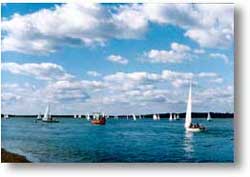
4, 114, 9, 119
74, 114, 77, 119
185, 82, 205, 132
37, 113, 42, 120
174, 114, 177, 120
176, 114, 180, 120
169, 113, 173, 121
157, 114, 160, 120
153, 114, 158, 120
42, 104, 59, 123
132, 114, 137, 121
86, 113, 90, 121
207, 112, 212, 121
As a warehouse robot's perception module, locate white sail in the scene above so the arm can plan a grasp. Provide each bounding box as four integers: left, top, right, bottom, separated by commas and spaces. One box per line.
176, 114, 180, 120
43, 105, 50, 121
153, 114, 157, 120
4, 114, 9, 119
207, 112, 211, 121
132, 114, 136, 120
157, 114, 160, 120
174, 114, 177, 120
37, 113, 41, 120
169, 113, 173, 121
185, 83, 192, 128
86, 113, 90, 120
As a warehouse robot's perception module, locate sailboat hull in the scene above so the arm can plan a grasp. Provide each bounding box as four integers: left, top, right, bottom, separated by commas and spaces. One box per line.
186, 127, 206, 132
42, 120, 59, 123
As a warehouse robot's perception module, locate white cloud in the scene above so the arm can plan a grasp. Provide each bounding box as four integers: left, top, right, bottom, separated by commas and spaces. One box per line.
142, 4, 234, 48
87, 70, 102, 77
193, 49, 205, 54
106, 55, 128, 65
210, 53, 229, 64
2, 3, 233, 54
2, 62, 73, 80
144, 42, 191, 63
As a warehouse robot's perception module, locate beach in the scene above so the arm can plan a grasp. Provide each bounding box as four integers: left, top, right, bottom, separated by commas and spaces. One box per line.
1, 148, 30, 163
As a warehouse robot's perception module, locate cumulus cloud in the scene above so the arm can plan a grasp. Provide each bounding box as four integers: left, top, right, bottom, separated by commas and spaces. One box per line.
209, 53, 230, 64
2, 3, 233, 54
106, 55, 128, 65
144, 42, 192, 63
104, 70, 222, 90
1, 62, 73, 80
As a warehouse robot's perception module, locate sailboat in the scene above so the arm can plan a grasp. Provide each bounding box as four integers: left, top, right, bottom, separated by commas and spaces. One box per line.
86, 113, 90, 121
4, 114, 9, 119
42, 104, 59, 123
157, 114, 160, 120
169, 113, 173, 121
37, 113, 42, 120
174, 114, 177, 120
153, 114, 158, 120
185, 82, 205, 132
207, 112, 212, 121
132, 114, 136, 121
176, 114, 180, 120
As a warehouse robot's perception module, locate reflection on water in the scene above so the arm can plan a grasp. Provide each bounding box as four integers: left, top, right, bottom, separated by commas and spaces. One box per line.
183, 131, 194, 160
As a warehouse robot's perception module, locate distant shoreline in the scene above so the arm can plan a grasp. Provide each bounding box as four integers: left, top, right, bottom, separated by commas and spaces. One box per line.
1, 112, 234, 119
1, 148, 30, 163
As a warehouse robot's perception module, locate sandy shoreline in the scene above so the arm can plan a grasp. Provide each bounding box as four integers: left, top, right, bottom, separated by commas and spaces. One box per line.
1, 148, 30, 163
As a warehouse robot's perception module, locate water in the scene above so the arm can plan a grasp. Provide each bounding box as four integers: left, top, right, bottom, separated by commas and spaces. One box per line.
1, 118, 234, 163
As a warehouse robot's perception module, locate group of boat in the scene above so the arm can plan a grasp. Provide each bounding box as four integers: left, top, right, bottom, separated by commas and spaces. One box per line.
4, 81, 211, 131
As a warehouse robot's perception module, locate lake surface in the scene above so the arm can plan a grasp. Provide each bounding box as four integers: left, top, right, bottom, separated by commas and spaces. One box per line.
1, 118, 234, 163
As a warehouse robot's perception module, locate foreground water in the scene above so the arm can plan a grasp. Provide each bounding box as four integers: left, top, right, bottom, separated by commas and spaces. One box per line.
1, 118, 233, 163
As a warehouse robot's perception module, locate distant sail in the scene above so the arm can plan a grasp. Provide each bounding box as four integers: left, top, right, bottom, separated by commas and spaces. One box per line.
132, 114, 136, 121
207, 112, 212, 121
185, 83, 192, 128
169, 113, 173, 121
176, 114, 180, 120
153, 114, 157, 120
86, 113, 90, 120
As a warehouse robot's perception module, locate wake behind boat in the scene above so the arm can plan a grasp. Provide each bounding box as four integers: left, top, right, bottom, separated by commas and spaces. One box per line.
185, 82, 206, 132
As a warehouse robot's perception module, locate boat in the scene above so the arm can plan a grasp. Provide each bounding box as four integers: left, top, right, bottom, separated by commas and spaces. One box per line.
174, 114, 177, 120
132, 114, 136, 121
42, 104, 59, 123
207, 112, 212, 121
86, 113, 90, 121
169, 113, 173, 121
153, 114, 158, 120
176, 114, 180, 120
4, 114, 9, 119
91, 112, 106, 125
37, 113, 42, 120
157, 114, 160, 120
185, 82, 205, 132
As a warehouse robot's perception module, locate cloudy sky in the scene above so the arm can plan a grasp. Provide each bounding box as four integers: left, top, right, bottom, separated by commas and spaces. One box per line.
1, 3, 234, 115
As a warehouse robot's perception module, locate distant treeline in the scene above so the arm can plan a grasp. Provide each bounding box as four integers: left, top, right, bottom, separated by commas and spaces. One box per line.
1, 112, 234, 119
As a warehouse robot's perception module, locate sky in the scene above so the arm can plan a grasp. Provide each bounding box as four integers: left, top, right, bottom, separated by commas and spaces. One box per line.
1, 3, 234, 115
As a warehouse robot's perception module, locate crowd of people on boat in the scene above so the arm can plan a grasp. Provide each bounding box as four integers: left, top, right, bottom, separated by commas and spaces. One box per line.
189, 123, 205, 129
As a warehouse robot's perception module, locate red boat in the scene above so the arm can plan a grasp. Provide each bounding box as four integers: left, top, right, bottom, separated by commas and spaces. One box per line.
91, 112, 106, 125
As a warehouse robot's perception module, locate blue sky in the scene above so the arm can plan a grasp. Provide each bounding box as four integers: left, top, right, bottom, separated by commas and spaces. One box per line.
1, 3, 234, 115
